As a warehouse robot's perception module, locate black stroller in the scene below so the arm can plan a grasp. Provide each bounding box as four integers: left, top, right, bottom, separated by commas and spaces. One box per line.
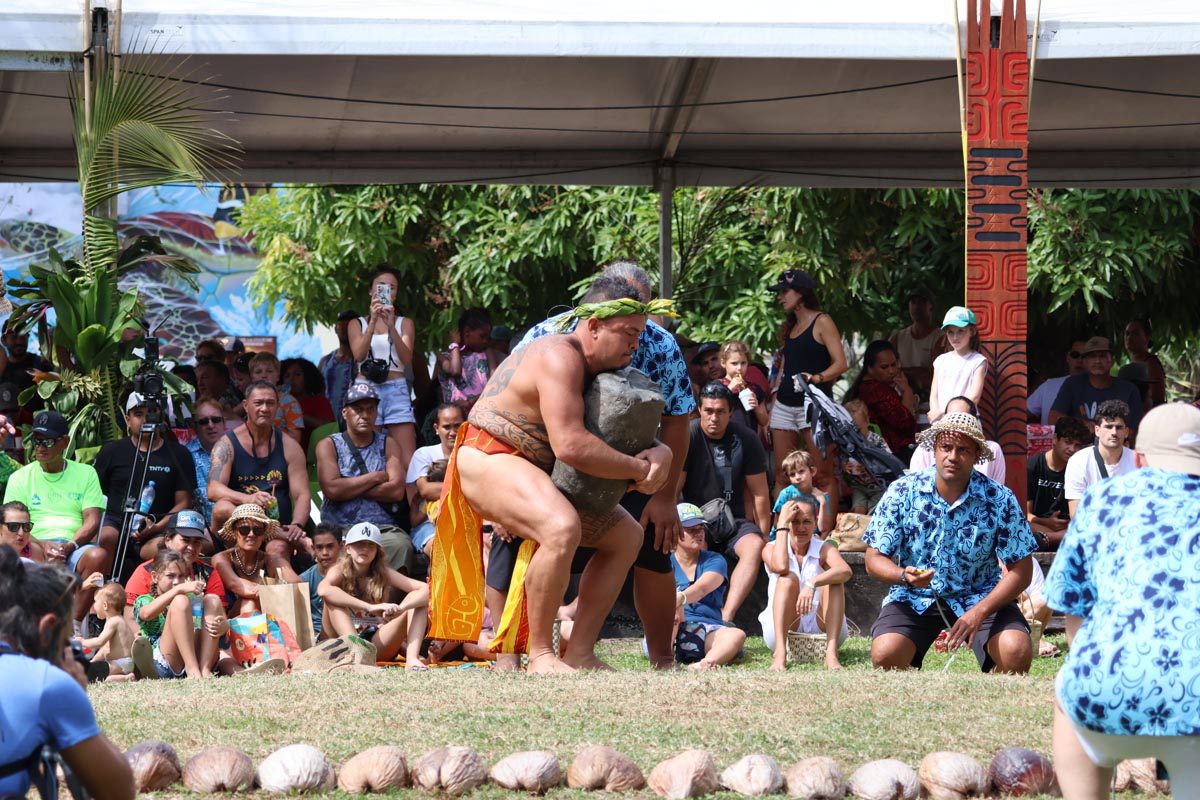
795, 375, 907, 487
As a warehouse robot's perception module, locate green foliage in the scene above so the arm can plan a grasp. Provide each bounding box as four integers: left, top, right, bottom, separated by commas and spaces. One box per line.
240, 184, 1199, 371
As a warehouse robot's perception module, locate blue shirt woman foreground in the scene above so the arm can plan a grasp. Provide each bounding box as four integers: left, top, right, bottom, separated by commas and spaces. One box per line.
0, 546, 133, 799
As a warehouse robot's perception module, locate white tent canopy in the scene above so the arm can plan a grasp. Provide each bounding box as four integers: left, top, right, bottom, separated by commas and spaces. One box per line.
2, 1, 1200, 186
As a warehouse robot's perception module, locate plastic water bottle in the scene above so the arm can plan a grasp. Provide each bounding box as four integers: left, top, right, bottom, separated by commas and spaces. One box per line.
130, 481, 156, 532
190, 592, 203, 630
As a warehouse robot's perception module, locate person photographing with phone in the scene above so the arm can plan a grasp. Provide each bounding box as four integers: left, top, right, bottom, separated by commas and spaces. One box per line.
348, 265, 417, 475
863, 412, 1037, 674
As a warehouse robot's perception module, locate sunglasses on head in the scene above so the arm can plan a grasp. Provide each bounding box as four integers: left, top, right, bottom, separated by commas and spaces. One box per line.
32, 436, 60, 449
236, 525, 266, 537
191, 416, 224, 426
4, 521, 32, 532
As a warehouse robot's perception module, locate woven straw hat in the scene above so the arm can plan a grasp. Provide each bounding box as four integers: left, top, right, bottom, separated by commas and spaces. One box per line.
916, 412, 994, 462
217, 503, 281, 546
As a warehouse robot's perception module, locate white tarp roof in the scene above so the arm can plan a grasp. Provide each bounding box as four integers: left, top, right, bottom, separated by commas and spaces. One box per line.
2, 1, 1200, 186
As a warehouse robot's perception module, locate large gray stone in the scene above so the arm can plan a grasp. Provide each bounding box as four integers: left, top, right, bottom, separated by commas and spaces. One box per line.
552, 367, 665, 513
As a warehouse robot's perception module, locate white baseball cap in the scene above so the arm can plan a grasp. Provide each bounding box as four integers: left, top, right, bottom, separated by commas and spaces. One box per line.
344, 522, 383, 547
1137, 403, 1200, 475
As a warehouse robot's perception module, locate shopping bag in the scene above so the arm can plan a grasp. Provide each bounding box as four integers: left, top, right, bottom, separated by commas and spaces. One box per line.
260, 569, 315, 651
227, 612, 304, 667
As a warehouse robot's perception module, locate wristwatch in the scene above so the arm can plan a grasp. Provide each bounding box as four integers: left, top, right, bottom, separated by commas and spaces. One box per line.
900, 571, 911, 587
804, 580, 816, 591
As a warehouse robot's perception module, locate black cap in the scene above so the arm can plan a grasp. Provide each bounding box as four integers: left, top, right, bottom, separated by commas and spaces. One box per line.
32, 410, 69, 438
0, 383, 17, 413
337, 309, 359, 322
768, 269, 818, 293
691, 342, 720, 363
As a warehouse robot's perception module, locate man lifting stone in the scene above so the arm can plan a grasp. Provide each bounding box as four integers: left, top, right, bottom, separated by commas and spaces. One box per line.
429, 297, 674, 673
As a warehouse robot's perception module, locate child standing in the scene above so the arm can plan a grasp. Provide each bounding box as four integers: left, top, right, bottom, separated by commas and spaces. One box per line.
249, 351, 304, 443
318, 522, 430, 670
840, 399, 893, 514
79, 577, 135, 681
773, 450, 834, 536
132, 550, 216, 679
928, 306, 987, 423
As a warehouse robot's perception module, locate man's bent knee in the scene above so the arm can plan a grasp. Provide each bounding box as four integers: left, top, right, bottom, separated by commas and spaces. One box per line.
870, 635, 915, 670
990, 630, 1033, 674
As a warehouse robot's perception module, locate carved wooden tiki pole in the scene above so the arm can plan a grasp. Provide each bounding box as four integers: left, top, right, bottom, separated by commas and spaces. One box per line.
965, 0, 1029, 503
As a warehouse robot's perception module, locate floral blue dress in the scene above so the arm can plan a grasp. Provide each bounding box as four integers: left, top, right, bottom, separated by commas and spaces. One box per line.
1044, 468, 1200, 736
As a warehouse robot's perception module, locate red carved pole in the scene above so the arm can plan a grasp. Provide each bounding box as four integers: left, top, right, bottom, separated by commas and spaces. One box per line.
965, 0, 1029, 504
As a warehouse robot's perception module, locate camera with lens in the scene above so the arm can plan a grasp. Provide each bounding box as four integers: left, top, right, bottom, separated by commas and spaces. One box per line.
131, 335, 167, 428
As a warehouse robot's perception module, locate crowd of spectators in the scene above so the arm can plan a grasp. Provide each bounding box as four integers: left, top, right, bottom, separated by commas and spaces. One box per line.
0, 258, 1188, 685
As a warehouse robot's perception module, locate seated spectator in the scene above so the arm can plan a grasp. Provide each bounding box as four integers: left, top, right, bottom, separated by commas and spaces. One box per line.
131, 549, 223, 679
1064, 400, 1137, 517
929, 306, 986, 423
1116, 362, 1157, 418
211, 504, 299, 616
249, 352, 303, 442
438, 308, 503, 413
185, 397, 226, 528
865, 412, 1036, 674
679, 382, 771, 624
759, 495, 850, 670
283, 358, 335, 451
1027, 338, 1086, 425
773, 450, 834, 536
1122, 318, 1165, 409
94, 393, 195, 561
193, 338, 226, 365
0, 549, 135, 800
719, 341, 770, 434
489, 324, 514, 356
317, 523, 430, 669
841, 399, 893, 514
299, 523, 343, 640
231, 352, 253, 399
78, 581, 135, 681
195, 359, 238, 411
1050, 336, 1144, 434
208, 382, 311, 561
406, 403, 463, 559
121, 511, 225, 643
318, 310, 360, 423
668, 504, 746, 670
890, 288, 939, 400
910, 396, 1006, 484
847, 340, 918, 461
0, 500, 43, 562
1047, 403, 1200, 795
1026, 416, 1092, 550
316, 382, 413, 573
3, 411, 105, 622
0, 323, 53, 423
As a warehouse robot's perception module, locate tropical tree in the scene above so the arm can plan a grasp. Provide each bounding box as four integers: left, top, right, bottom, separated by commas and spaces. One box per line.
6, 47, 237, 454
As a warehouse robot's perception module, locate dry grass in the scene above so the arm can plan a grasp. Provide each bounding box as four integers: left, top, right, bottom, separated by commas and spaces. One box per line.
89, 636, 1082, 798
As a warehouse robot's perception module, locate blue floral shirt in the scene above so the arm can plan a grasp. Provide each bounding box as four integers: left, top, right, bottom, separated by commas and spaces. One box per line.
863, 468, 1036, 616
516, 314, 695, 417
1044, 468, 1200, 737
185, 438, 213, 526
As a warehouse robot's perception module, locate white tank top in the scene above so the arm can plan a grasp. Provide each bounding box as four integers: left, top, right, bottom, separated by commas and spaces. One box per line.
359, 316, 407, 368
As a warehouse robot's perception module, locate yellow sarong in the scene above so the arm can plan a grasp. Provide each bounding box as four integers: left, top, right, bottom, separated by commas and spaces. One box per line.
428, 423, 535, 654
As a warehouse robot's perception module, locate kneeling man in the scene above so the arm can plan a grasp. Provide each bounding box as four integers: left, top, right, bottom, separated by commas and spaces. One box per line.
864, 412, 1036, 674
430, 298, 674, 673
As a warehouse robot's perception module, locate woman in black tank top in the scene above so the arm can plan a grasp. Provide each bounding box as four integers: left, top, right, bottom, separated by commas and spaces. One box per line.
768, 269, 848, 495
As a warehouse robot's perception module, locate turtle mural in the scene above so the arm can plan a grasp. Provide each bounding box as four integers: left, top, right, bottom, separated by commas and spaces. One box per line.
119, 272, 226, 360
0, 219, 84, 266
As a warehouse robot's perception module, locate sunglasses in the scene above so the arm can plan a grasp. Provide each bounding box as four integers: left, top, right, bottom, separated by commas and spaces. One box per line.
32, 436, 60, 449
191, 416, 224, 426
4, 521, 32, 532
235, 525, 266, 537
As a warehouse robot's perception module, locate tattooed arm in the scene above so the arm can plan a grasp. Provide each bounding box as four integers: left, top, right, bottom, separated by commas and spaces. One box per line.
205, 435, 246, 504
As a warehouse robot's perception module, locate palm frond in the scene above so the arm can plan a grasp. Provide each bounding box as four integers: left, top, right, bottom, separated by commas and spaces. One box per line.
70, 46, 240, 214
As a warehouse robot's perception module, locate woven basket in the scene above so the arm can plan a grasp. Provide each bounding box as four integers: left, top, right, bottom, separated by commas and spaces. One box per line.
786, 632, 826, 665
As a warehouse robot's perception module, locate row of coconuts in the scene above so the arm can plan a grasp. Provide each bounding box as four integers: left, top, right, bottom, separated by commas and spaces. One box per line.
125, 740, 1169, 799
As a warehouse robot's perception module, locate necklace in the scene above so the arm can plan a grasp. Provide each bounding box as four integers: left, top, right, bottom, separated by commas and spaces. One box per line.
232, 549, 263, 579
40, 462, 67, 483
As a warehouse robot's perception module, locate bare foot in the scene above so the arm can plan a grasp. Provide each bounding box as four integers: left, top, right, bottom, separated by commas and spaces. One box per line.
688, 659, 719, 671
527, 653, 576, 674
648, 656, 675, 670
769, 659, 787, 671
564, 652, 615, 671
494, 653, 521, 672
825, 659, 843, 670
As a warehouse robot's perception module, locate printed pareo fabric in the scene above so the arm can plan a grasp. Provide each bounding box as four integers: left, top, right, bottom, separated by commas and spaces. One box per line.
863, 468, 1036, 616
1044, 468, 1200, 737
516, 315, 695, 416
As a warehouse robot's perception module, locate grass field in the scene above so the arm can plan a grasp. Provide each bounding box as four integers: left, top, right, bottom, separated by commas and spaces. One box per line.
90, 635, 1086, 798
